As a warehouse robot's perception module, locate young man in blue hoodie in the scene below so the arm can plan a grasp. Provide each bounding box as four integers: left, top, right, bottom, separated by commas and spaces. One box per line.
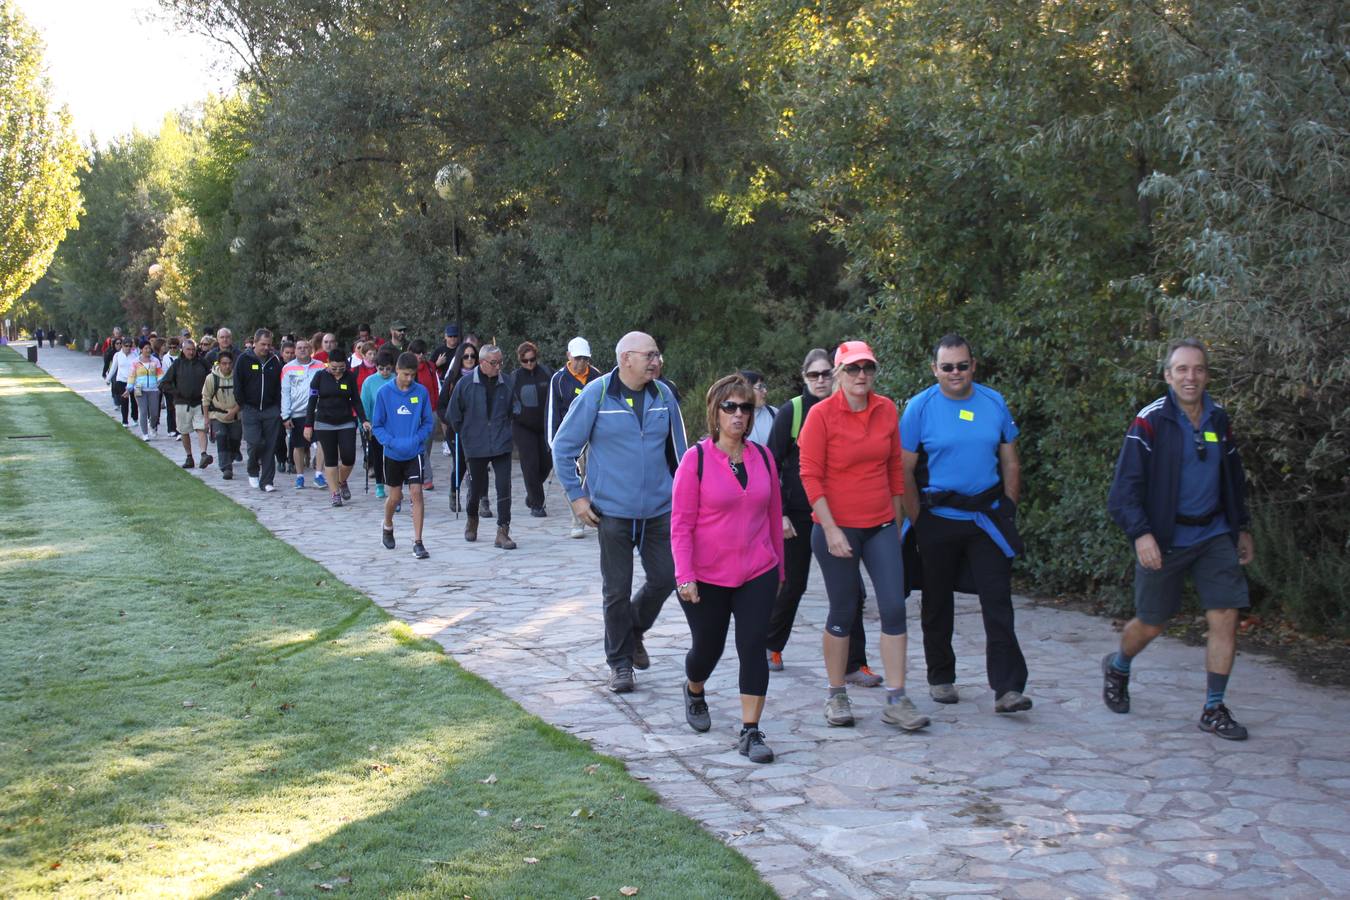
372, 352, 434, 559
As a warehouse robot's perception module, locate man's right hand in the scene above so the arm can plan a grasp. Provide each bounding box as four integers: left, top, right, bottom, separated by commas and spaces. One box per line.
1134, 534, 1163, 570
571, 497, 600, 527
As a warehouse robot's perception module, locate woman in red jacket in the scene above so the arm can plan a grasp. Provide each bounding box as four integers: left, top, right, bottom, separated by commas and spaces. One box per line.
798, 341, 928, 733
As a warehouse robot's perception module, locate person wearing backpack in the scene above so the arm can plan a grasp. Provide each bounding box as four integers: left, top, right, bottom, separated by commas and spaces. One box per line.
552, 331, 688, 693
671, 375, 785, 762
764, 348, 881, 685
202, 350, 242, 480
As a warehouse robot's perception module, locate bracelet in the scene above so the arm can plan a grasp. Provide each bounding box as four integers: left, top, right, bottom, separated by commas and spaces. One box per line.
678, 582, 695, 592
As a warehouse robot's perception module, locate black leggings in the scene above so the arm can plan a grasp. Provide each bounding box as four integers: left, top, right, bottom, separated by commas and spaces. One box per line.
767, 511, 871, 671
316, 427, 357, 468
112, 381, 138, 424
680, 567, 777, 696
811, 521, 908, 636
367, 433, 384, 486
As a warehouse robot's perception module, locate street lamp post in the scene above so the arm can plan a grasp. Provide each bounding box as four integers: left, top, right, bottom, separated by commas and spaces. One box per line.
433, 163, 473, 338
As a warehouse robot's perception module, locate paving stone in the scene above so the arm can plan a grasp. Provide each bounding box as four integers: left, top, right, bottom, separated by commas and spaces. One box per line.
31, 342, 1350, 900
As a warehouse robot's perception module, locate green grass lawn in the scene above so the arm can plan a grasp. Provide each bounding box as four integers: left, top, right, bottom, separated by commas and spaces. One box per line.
0, 347, 773, 898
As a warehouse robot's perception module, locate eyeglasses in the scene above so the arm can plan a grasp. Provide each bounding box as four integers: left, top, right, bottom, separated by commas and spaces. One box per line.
803, 369, 832, 381
480, 357, 502, 366
938, 362, 971, 373
842, 362, 877, 375
719, 401, 755, 415
752, 383, 768, 393
520, 356, 537, 364
625, 350, 661, 362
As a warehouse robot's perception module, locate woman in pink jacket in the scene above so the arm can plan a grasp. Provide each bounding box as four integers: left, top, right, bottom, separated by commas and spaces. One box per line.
671, 374, 785, 763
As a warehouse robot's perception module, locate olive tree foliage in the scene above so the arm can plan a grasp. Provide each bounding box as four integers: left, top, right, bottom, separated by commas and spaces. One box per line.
0, 0, 83, 315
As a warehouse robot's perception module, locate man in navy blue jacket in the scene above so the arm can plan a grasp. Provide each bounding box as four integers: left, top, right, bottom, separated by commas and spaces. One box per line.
1106, 339, 1256, 740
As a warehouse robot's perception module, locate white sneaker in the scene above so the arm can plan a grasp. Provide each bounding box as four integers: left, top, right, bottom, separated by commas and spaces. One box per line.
262, 484, 276, 493
441, 442, 452, 456
248, 476, 260, 488
152, 428, 160, 440
140, 432, 151, 442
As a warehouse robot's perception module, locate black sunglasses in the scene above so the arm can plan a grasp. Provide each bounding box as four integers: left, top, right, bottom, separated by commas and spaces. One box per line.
842, 362, 877, 375
803, 369, 832, 381
719, 400, 755, 414
520, 356, 537, 364
938, 362, 971, 373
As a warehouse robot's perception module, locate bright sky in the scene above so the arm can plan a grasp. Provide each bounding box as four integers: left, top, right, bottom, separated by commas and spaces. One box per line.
15, 0, 235, 144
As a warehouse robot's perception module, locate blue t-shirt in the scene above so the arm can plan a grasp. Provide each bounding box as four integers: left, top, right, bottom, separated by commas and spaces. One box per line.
900, 383, 1019, 521
1171, 391, 1229, 548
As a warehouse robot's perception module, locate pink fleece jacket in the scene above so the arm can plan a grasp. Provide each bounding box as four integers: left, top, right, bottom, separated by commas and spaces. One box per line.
671, 437, 785, 588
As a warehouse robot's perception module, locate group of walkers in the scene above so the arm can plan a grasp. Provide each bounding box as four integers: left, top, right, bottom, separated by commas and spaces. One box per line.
94, 321, 1257, 762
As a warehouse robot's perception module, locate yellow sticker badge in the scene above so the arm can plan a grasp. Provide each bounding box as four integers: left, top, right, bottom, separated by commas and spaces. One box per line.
252, 363, 259, 370
959, 409, 975, 422
410, 396, 419, 403
1204, 431, 1218, 442
339, 383, 348, 390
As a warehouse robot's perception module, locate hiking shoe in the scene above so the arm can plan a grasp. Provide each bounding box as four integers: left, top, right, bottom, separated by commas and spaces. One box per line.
738, 728, 775, 763
881, 696, 931, 731
382, 528, 395, 550
340, 482, 352, 501
248, 476, 260, 489
199, 453, 213, 469
465, 516, 479, 542
331, 493, 343, 507
182, 456, 195, 469
531, 506, 547, 518
845, 665, 883, 688
767, 650, 783, 672
632, 636, 650, 670
375, 484, 386, 499
295, 475, 305, 490
824, 692, 855, 727
480, 496, 494, 518
221, 470, 233, 480
609, 666, 635, 694
413, 541, 430, 560
1101, 653, 1130, 714
930, 683, 959, 704
314, 473, 328, 489
494, 526, 517, 550
1199, 704, 1248, 741
995, 690, 1033, 714
683, 683, 711, 732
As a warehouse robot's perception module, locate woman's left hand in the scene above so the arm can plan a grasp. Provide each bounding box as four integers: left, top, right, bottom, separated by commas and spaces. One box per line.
677, 582, 700, 604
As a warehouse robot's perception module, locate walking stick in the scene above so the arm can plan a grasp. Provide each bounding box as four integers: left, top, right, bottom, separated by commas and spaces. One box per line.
361, 426, 370, 493
452, 431, 460, 519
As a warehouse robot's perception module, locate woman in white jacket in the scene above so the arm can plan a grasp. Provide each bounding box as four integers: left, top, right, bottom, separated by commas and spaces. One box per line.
105, 338, 140, 426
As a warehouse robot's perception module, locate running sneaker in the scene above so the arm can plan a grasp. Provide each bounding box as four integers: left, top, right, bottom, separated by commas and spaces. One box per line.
314, 472, 328, 489
1199, 704, 1248, 741
140, 432, 151, 442
340, 481, 352, 501
375, 484, 386, 499
632, 636, 650, 670
295, 475, 305, 490
767, 650, 783, 672
382, 528, 395, 550
1101, 653, 1130, 714
609, 666, 635, 693
824, 692, 854, 727
412, 541, 429, 560
331, 493, 343, 507
683, 683, 711, 732
248, 476, 260, 488
845, 665, 884, 687
737, 728, 775, 764
881, 696, 931, 731
262, 484, 276, 493
442, 442, 452, 456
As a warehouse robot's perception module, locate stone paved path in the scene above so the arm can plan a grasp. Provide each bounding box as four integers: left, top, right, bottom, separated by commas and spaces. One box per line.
27, 343, 1350, 898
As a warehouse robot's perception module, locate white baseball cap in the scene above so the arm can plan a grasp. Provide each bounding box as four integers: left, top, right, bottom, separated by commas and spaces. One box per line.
567, 337, 592, 358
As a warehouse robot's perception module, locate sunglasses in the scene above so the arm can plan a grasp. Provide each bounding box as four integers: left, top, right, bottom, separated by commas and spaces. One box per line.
803, 369, 832, 381
719, 401, 755, 415
842, 362, 877, 375
520, 356, 537, 364
938, 362, 971, 373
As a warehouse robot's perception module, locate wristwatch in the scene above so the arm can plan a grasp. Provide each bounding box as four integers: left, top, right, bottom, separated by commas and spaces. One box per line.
678, 582, 695, 592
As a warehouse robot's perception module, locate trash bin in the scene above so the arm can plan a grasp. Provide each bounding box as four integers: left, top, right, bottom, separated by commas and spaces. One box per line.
27, 345, 38, 364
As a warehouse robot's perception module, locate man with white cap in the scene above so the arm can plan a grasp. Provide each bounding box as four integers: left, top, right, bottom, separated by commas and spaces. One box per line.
547, 336, 603, 538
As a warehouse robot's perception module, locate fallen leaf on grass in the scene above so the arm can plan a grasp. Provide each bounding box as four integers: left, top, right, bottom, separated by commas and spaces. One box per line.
583, 764, 600, 775
478, 773, 498, 784
182, 700, 195, 708
620, 887, 640, 896
306, 861, 325, 870
49, 861, 61, 870
314, 876, 351, 891
366, 762, 391, 773
475, 809, 490, 817
523, 857, 539, 864
570, 808, 595, 819
278, 702, 294, 712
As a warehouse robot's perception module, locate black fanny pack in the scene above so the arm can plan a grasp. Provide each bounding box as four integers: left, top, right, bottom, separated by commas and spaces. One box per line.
1175, 507, 1220, 527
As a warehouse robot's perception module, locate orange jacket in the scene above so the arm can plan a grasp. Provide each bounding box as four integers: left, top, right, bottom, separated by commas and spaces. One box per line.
798, 390, 904, 528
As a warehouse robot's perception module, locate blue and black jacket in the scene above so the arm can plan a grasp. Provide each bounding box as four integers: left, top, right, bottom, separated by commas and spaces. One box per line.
1107, 390, 1250, 553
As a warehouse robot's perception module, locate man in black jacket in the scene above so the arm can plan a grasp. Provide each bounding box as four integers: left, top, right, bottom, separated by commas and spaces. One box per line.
161, 338, 213, 469
234, 328, 284, 492
448, 344, 517, 549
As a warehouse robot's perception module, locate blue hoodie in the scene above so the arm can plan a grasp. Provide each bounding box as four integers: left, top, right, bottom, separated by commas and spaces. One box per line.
371, 380, 433, 461
551, 370, 687, 520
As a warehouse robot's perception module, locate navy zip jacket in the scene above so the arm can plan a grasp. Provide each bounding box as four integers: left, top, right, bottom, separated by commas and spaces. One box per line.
1107, 390, 1250, 553
447, 367, 515, 458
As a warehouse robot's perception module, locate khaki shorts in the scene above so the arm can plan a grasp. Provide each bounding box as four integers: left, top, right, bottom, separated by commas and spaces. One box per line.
176, 403, 207, 432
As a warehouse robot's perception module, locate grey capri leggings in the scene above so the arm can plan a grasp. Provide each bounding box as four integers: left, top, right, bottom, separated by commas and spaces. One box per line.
810, 521, 908, 636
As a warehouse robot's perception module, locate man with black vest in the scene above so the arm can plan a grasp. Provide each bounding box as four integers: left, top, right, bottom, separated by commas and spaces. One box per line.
1106, 338, 1255, 740
234, 328, 284, 492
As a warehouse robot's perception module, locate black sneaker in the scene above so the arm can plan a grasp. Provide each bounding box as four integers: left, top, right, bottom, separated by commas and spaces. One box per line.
609, 665, 635, 694
683, 683, 711, 732
738, 728, 775, 763
221, 470, 233, 480
340, 482, 352, 501
1199, 704, 1248, 741
1101, 653, 1131, 714
412, 541, 429, 560
632, 635, 650, 670
382, 528, 396, 550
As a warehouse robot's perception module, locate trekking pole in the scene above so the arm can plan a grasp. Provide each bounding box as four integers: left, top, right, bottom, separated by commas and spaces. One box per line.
361, 427, 370, 493
453, 431, 460, 519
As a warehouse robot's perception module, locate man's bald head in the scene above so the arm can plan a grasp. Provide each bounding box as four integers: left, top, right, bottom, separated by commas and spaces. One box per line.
615, 331, 661, 389
615, 331, 656, 357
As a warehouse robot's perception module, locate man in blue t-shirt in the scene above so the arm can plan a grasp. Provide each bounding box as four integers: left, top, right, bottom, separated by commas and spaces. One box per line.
901, 334, 1032, 715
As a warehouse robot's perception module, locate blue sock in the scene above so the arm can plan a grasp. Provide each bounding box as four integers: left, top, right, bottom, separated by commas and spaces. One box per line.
1206, 672, 1229, 709
1111, 650, 1133, 674
886, 687, 907, 705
